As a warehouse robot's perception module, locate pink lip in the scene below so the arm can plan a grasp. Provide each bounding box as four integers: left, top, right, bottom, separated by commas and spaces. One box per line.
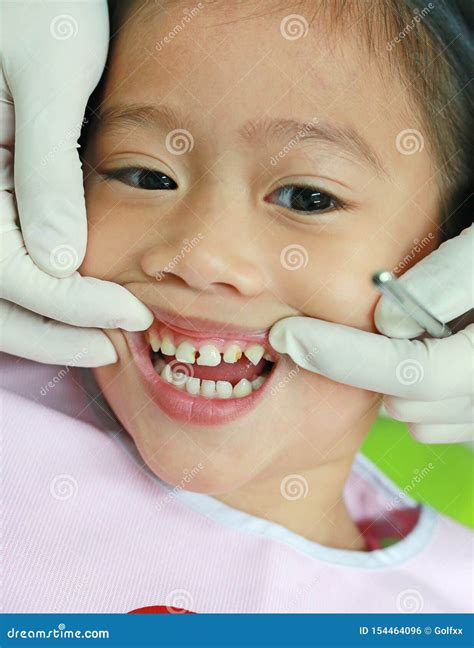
124, 310, 278, 427
147, 306, 269, 343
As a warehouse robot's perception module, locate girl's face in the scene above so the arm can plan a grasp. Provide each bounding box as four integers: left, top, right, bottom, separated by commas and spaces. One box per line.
82, 1, 438, 494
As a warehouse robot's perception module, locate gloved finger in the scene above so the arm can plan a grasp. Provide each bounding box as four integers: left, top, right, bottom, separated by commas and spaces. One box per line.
407, 422, 473, 444
269, 317, 473, 400
384, 395, 473, 424
374, 224, 473, 338
0, 300, 117, 367
1, 229, 152, 331
4, 1, 109, 276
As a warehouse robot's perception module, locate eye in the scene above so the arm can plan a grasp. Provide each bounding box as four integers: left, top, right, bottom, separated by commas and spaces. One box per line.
103, 167, 178, 190
266, 185, 340, 214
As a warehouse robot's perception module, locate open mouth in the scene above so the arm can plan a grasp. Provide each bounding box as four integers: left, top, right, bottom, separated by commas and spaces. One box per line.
125, 312, 280, 426
146, 323, 276, 399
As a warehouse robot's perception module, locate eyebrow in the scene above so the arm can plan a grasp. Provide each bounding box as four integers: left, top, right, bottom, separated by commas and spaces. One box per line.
96, 102, 388, 177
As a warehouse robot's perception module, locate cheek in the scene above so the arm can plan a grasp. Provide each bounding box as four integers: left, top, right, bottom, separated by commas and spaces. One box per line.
80, 185, 150, 279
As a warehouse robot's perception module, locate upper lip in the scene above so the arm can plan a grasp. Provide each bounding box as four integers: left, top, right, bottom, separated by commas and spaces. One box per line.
147, 305, 270, 344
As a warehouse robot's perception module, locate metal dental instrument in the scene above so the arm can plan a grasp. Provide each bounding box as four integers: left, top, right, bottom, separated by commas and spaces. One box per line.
372, 270, 452, 339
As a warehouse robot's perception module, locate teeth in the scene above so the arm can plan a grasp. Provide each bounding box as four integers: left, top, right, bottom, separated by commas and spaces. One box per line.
161, 336, 176, 356
153, 357, 166, 373
197, 344, 221, 366
233, 378, 252, 398
186, 377, 201, 395
201, 379, 216, 398
173, 371, 188, 389
175, 341, 196, 364
160, 363, 173, 383
216, 380, 233, 399
223, 344, 242, 364
251, 376, 265, 390
263, 352, 273, 361
244, 344, 265, 366
148, 330, 161, 353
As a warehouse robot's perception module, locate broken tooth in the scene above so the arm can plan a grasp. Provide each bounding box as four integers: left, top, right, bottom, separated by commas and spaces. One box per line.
216, 380, 233, 399
201, 379, 217, 398
197, 344, 221, 366
186, 377, 201, 395
175, 341, 196, 364
223, 343, 242, 364
161, 336, 176, 356
147, 330, 161, 353
160, 363, 173, 383
233, 378, 252, 398
244, 344, 265, 366
251, 376, 265, 390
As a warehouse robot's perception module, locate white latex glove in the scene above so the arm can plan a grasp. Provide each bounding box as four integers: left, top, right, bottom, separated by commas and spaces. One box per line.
0, 1, 152, 367
270, 225, 474, 444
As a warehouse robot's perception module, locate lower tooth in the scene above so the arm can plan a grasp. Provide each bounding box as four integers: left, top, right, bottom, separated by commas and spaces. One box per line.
233, 379, 252, 398
251, 376, 265, 390
201, 379, 216, 398
160, 364, 173, 384
153, 358, 166, 373
186, 377, 201, 395
173, 371, 187, 389
216, 380, 233, 399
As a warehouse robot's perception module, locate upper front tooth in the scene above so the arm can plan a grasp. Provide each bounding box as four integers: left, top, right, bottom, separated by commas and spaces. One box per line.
148, 330, 161, 352
175, 341, 196, 364
161, 336, 176, 356
223, 344, 242, 364
244, 344, 265, 366
197, 344, 221, 366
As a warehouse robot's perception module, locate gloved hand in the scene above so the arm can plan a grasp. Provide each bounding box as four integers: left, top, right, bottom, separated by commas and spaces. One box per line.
0, 1, 152, 367
270, 225, 473, 444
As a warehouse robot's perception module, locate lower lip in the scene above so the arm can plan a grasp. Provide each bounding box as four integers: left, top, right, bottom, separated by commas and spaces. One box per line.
125, 332, 277, 426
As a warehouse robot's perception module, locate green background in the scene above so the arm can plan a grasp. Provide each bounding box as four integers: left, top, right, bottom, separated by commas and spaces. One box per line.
362, 416, 473, 528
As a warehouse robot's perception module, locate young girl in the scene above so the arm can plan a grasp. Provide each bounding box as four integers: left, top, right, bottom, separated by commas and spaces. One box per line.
4, 0, 473, 612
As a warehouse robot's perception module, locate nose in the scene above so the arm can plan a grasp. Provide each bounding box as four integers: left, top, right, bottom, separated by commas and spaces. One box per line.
140, 211, 267, 298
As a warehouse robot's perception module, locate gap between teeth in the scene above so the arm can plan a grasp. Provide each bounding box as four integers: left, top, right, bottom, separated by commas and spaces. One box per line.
154, 359, 266, 399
